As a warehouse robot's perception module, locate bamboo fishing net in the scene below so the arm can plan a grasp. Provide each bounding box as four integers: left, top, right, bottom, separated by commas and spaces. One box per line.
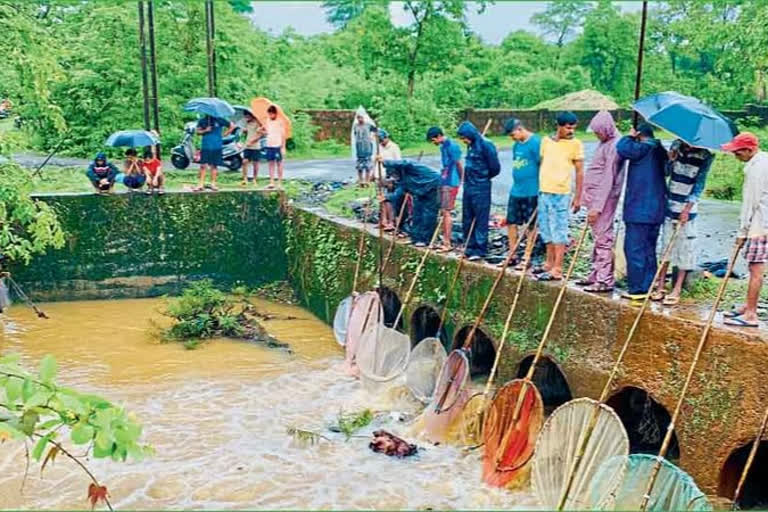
344, 291, 382, 377
356, 321, 411, 394
587, 454, 711, 511
531, 398, 629, 509
482, 379, 544, 489
405, 337, 447, 404
423, 350, 472, 442
333, 295, 354, 346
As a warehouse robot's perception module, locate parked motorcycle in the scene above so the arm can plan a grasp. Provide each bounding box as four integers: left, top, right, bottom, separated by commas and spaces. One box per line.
170, 121, 243, 171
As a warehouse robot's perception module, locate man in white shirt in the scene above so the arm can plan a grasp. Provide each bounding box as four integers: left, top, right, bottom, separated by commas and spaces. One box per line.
721, 132, 768, 327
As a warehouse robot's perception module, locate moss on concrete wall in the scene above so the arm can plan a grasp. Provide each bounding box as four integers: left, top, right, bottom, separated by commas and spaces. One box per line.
13, 191, 286, 300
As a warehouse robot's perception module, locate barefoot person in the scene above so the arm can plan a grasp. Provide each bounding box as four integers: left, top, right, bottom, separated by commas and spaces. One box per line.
579, 111, 622, 292
503, 118, 541, 269
427, 126, 463, 252
722, 132, 768, 327
651, 139, 713, 306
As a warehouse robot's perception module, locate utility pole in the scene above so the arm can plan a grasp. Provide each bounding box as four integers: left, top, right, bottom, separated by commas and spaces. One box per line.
204, 0, 216, 97
632, 1, 649, 127
147, 0, 160, 136
138, 1, 151, 130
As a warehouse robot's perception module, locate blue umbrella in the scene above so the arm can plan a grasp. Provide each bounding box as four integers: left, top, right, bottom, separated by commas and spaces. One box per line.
105, 130, 159, 147
183, 97, 235, 119
633, 91, 738, 150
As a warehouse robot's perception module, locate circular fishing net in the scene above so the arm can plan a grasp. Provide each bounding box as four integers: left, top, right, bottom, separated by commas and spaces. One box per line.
356, 322, 411, 394
344, 291, 382, 377
531, 398, 629, 510
482, 379, 544, 489
405, 337, 447, 404
457, 391, 489, 447
423, 350, 471, 443
587, 454, 712, 511
333, 295, 354, 346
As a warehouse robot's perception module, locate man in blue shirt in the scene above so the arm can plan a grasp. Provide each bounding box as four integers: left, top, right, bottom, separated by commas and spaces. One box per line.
195, 115, 233, 191
427, 126, 464, 252
503, 118, 542, 269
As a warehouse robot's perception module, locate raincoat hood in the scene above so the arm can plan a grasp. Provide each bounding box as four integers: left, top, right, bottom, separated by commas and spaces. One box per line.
588, 111, 619, 141
94, 152, 107, 163
457, 121, 481, 145
351, 105, 377, 160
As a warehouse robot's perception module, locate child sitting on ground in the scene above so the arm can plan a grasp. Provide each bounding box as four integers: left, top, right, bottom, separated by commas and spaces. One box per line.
123, 148, 146, 192
142, 146, 165, 195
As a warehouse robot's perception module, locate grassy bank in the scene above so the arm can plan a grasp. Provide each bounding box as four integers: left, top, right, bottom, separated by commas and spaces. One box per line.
704, 127, 768, 201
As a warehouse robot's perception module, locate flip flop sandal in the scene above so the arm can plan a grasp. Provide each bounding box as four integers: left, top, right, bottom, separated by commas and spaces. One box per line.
536, 272, 562, 282
650, 291, 666, 301
621, 292, 647, 301
513, 262, 528, 272
724, 316, 759, 328
584, 284, 613, 293
436, 246, 452, 253
662, 296, 680, 306
575, 279, 594, 286
724, 305, 746, 318
532, 266, 548, 275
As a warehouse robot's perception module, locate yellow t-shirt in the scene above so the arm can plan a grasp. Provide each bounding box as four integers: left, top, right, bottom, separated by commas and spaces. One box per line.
539, 136, 584, 194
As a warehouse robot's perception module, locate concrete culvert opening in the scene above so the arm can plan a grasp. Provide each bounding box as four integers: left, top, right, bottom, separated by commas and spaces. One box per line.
606, 386, 680, 460
515, 355, 572, 413
719, 440, 768, 509
410, 305, 444, 348
452, 326, 495, 378
376, 286, 403, 331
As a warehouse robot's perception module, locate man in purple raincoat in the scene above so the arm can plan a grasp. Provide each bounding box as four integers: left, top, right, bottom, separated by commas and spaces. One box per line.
578, 111, 624, 292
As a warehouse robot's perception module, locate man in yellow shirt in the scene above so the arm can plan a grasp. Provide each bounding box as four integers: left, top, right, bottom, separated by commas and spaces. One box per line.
535, 111, 584, 280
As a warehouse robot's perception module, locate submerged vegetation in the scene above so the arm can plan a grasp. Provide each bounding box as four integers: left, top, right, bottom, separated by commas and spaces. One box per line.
159, 279, 290, 350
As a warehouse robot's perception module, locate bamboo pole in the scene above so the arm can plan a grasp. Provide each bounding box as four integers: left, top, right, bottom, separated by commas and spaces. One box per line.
639, 236, 745, 511
209, 0, 217, 97
138, 1, 150, 131
204, 0, 215, 97
496, 221, 590, 468
731, 404, 768, 509
375, 131, 384, 287
555, 222, 681, 510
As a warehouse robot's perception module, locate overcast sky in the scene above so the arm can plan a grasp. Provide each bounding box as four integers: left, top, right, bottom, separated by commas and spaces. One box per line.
249, 1, 648, 44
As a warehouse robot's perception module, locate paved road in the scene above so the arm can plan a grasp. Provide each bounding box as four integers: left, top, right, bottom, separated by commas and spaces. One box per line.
9, 143, 742, 270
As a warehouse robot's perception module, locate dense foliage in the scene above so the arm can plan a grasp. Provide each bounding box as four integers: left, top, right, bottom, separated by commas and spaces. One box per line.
1, 0, 766, 155
0, 162, 65, 264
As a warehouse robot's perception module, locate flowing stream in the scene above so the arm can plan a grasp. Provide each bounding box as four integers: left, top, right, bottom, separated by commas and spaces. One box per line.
0, 297, 537, 510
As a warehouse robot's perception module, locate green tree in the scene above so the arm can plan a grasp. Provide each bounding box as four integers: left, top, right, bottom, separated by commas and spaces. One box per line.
531, 0, 593, 48
322, 0, 387, 28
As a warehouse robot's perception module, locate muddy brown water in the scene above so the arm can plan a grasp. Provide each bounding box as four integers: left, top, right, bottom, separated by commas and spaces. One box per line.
0, 298, 537, 510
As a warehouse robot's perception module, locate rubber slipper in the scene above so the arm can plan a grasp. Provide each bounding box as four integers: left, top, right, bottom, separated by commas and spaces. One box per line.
662, 296, 680, 306
724, 316, 759, 328
650, 291, 665, 302
536, 272, 562, 282
621, 292, 647, 301
575, 279, 594, 286
724, 306, 746, 318
532, 266, 548, 275
584, 284, 613, 293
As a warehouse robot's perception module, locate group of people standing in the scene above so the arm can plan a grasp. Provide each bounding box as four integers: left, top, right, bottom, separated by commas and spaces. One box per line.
371, 110, 768, 327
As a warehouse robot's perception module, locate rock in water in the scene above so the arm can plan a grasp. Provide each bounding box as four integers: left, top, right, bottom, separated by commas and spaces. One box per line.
369, 430, 418, 458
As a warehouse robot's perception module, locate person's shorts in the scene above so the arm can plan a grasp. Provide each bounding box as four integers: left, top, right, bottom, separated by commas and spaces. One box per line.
661, 217, 697, 270
441, 186, 459, 210
199, 148, 223, 166
356, 155, 372, 173
538, 192, 570, 245
745, 235, 768, 264
264, 147, 282, 162
506, 195, 538, 226
243, 148, 262, 161
123, 175, 146, 189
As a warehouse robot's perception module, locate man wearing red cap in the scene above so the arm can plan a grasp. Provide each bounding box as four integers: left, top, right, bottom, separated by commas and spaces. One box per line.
721, 132, 768, 327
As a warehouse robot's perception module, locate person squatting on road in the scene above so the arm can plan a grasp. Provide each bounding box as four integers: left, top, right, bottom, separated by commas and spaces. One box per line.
380, 159, 441, 248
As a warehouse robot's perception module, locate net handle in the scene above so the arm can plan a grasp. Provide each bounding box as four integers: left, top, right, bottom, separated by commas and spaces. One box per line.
352, 190, 375, 293
433, 350, 470, 413
461, 207, 538, 351
437, 217, 477, 333
392, 215, 444, 328
639, 235, 745, 512
375, 131, 385, 287
482, 225, 538, 398
7, 275, 49, 319
495, 221, 590, 469
732, 403, 768, 509
555, 221, 682, 510
381, 192, 411, 275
